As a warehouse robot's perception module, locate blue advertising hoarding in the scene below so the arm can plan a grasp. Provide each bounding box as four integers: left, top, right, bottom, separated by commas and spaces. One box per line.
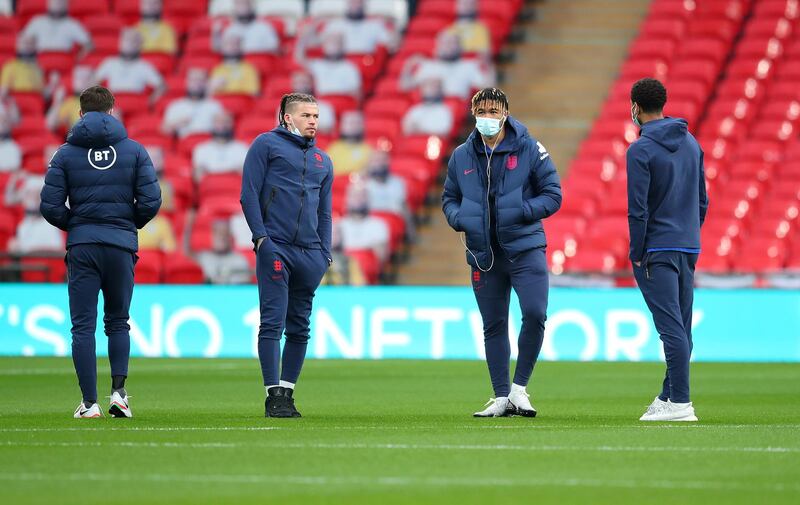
0, 284, 798, 362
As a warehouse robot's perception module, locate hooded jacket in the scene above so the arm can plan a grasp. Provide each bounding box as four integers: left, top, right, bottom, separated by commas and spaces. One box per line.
626, 117, 709, 262
240, 127, 333, 258
442, 116, 562, 269
40, 111, 161, 252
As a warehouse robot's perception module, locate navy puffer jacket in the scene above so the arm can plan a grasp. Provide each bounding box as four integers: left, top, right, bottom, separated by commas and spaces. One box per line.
40, 112, 161, 252
442, 116, 562, 269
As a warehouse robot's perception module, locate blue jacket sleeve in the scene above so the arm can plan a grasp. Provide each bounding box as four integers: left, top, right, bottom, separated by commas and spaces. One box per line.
318, 162, 333, 259
134, 145, 162, 229
626, 145, 650, 262
442, 153, 463, 231
522, 141, 562, 222
699, 149, 709, 227
240, 135, 269, 245
40, 149, 71, 231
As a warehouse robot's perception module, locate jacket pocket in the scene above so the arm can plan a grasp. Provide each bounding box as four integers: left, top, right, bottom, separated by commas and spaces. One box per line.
264, 187, 277, 221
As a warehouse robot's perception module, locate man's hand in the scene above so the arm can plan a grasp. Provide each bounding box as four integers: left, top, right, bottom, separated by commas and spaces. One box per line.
633, 261, 641, 267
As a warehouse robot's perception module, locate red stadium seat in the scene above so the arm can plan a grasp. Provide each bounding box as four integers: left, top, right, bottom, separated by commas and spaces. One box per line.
20, 256, 67, 283
213, 94, 255, 118
564, 249, 619, 275
365, 117, 402, 147
345, 249, 381, 284
177, 133, 212, 158
37, 51, 75, 75
163, 254, 205, 284
753, 0, 800, 19
9, 91, 44, 116
638, 18, 687, 40
733, 238, 788, 273
197, 173, 241, 203
670, 58, 721, 87
83, 14, 122, 37
112, 92, 152, 118
628, 38, 677, 61
750, 120, 796, 142
678, 37, 729, 63
371, 211, 406, 253
695, 253, 731, 274
141, 53, 176, 76
134, 250, 163, 284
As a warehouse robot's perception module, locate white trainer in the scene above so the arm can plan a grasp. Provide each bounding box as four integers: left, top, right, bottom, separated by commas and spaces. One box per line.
639, 399, 698, 422
109, 391, 133, 418
73, 402, 102, 419
508, 385, 537, 417
473, 397, 511, 417
639, 396, 668, 421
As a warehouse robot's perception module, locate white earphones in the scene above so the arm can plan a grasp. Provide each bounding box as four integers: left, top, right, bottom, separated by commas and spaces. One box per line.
460, 131, 502, 273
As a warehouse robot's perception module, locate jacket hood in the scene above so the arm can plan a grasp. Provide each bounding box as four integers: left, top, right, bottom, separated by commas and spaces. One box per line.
66, 112, 128, 148
270, 126, 316, 149
640, 117, 688, 153
468, 115, 530, 154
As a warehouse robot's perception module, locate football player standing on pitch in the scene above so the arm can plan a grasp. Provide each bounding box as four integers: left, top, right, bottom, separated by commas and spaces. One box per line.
442, 87, 562, 417
40, 86, 162, 418
627, 78, 708, 422
240, 93, 333, 418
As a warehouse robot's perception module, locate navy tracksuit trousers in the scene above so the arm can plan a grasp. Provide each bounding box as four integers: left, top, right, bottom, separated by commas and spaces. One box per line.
67, 244, 136, 403
255, 240, 328, 387
633, 251, 698, 403
471, 246, 549, 398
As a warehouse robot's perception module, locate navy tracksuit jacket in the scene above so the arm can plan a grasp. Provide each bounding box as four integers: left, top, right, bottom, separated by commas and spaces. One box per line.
40, 111, 161, 402
627, 117, 708, 403
240, 127, 333, 386
442, 116, 562, 397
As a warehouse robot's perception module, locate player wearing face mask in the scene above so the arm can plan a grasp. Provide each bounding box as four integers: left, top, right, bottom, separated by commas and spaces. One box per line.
240, 93, 333, 418
442, 88, 562, 418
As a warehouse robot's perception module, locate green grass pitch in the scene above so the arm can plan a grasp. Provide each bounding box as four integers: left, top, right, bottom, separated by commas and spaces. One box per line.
0, 357, 798, 504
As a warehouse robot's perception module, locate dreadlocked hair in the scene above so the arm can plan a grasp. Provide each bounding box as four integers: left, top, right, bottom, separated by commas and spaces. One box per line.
278, 93, 317, 127
471, 87, 509, 112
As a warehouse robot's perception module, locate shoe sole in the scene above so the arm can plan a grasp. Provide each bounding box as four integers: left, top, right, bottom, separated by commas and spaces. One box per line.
473, 411, 513, 418
512, 409, 537, 418
109, 404, 132, 418
639, 415, 698, 422
266, 412, 296, 418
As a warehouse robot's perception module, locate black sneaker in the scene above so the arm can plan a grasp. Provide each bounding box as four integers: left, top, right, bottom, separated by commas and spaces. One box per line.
285, 388, 302, 418
265, 386, 294, 418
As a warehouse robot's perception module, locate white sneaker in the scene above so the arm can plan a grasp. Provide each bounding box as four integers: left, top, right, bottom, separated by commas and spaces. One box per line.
508, 386, 537, 417
639, 396, 668, 421
639, 399, 698, 422
473, 397, 511, 417
73, 402, 102, 419
109, 391, 133, 418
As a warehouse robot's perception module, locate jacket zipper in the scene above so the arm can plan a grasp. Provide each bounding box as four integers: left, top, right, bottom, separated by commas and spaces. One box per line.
264, 187, 277, 221
292, 149, 308, 244
486, 153, 511, 262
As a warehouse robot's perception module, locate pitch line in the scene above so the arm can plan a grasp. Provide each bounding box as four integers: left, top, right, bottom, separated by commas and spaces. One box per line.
0, 427, 281, 432
0, 471, 797, 493
0, 424, 798, 433
2, 440, 798, 454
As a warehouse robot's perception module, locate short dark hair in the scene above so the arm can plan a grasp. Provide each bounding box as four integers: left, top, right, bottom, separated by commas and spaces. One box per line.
630, 78, 667, 113
471, 87, 509, 113
279, 93, 317, 127
79, 86, 115, 113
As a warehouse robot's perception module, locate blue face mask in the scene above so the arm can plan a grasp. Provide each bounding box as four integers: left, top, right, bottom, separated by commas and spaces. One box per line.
475, 116, 505, 137
631, 104, 642, 128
